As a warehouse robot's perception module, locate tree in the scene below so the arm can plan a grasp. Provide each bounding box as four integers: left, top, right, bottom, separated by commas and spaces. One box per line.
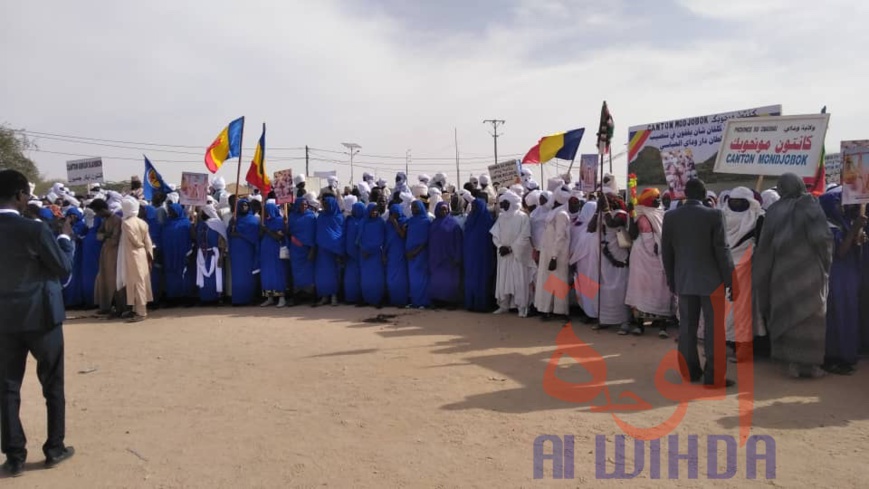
0, 124, 42, 184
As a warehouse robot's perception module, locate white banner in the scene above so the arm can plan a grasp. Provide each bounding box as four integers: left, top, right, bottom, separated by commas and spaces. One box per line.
579, 154, 598, 193
66, 157, 104, 185
713, 114, 830, 177
841, 140, 869, 205
313, 170, 336, 179
825, 153, 842, 186
488, 159, 521, 188
628, 105, 782, 165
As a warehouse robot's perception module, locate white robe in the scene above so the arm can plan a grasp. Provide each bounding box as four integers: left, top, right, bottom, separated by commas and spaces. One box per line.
570, 203, 599, 318
625, 206, 673, 318
529, 206, 549, 251
534, 208, 570, 315
599, 211, 632, 325
490, 207, 533, 309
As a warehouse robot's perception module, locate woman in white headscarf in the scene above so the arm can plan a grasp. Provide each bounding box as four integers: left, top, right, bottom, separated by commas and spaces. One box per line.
117, 196, 153, 322
723, 186, 766, 358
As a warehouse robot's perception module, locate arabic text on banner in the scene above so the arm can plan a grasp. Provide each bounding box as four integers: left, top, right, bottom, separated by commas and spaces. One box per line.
66, 157, 104, 185
825, 153, 842, 186
579, 154, 598, 193
841, 140, 869, 205
487, 159, 520, 187
628, 105, 782, 165
179, 172, 209, 206
713, 114, 830, 178
273, 169, 295, 205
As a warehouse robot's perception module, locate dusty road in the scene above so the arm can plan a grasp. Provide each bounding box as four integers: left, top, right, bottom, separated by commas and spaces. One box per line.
4, 306, 867, 488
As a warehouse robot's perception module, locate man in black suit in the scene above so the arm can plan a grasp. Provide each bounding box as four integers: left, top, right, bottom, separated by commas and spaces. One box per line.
0, 170, 76, 477
662, 179, 735, 387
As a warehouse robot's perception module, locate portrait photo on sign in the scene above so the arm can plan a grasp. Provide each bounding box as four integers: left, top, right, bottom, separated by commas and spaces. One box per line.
180, 172, 209, 206
660, 149, 698, 199
579, 154, 598, 193
273, 169, 295, 205
842, 140, 869, 205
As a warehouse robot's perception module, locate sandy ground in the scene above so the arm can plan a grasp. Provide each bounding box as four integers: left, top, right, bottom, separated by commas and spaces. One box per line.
3, 305, 868, 488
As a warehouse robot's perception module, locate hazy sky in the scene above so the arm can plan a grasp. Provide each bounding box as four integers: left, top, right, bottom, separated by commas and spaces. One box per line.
2, 0, 866, 188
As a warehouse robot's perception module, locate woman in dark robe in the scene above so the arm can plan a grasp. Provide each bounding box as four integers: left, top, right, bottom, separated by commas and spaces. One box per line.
315, 195, 344, 306
462, 197, 495, 312
229, 199, 261, 306
385, 203, 409, 307
359, 203, 386, 307
260, 202, 288, 307
143, 203, 163, 305
753, 173, 832, 378
428, 201, 463, 308
81, 211, 103, 308
162, 203, 195, 305
343, 202, 366, 305
289, 198, 316, 304
405, 200, 431, 309
819, 189, 866, 375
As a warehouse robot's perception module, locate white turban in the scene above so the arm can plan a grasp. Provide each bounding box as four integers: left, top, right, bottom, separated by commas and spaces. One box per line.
412, 184, 428, 198
121, 196, 140, 219
362, 172, 374, 183
509, 184, 525, 196
206, 195, 215, 205
418, 174, 431, 185
479, 174, 491, 186
250, 194, 263, 203
166, 192, 180, 204
554, 186, 571, 205
106, 190, 123, 204
460, 189, 475, 204
525, 189, 540, 207
304, 192, 320, 210
376, 178, 387, 188
499, 190, 522, 212
497, 187, 508, 196
344, 195, 358, 210
760, 189, 780, 210
539, 190, 554, 209
547, 177, 564, 192
293, 174, 306, 185
520, 167, 533, 178
212, 176, 226, 190
602, 173, 619, 195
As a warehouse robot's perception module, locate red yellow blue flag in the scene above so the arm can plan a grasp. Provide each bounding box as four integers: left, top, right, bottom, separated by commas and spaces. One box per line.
205, 117, 244, 173
245, 123, 270, 194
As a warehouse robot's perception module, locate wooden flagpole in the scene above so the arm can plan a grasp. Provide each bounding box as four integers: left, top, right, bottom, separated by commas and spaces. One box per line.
231, 116, 246, 231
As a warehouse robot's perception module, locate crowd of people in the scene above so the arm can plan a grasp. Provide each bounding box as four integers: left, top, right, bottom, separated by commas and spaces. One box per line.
31, 167, 868, 381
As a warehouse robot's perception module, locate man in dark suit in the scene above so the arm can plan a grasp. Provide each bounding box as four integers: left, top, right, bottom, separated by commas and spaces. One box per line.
662, 178, 735, 387
0, 170, 76, 477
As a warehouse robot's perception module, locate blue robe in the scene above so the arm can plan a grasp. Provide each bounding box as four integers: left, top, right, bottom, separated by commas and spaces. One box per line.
62, 208, 87, 307
230, 200, 261, 305
261, 203, 288, 294
462, 198, 495, 312
81, 216, 103, 308
406, 201, 431, 307
162, 203, 195, 299
144, 205, 164, 301
359, 203, 386, 305
315, 196, 344, 298
385, 203, 409, 307
343, 203, 366, 303
195, 220, 223, 302
428, 202, 463, 303
820, 193, 861, 366
289, 201, 316, 290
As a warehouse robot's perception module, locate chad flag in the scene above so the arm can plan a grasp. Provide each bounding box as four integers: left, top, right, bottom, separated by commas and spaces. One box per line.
205, 116, 244, 173
522, 128, 584, 164
245, 123, 270, 194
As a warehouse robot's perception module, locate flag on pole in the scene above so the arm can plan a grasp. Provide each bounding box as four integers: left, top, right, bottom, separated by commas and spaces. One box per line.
596, 101, 614, 155
521, 128, 585, 164
143, 155, 172, 201
245, 123, 271, 194
805, 106, 827, 195
205, 117, 244, 173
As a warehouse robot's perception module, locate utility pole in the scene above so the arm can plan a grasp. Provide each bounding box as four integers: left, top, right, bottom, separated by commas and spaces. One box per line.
341, 142, 361, 184
454, 127, 460, 184
406, 149, 411, 176
483, 119, 505, 166
305, 145, 309, 177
